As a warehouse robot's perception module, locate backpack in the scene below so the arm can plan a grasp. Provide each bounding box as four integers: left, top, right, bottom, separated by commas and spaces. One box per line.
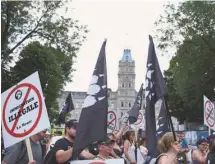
44, 138, 72, 164
44, 145, 58, 164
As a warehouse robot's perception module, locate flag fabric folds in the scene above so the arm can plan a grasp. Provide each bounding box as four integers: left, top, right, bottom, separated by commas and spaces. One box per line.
127, 84, 144, 124
56, 93, 74, 125
145, 35, 168, 158
156, 98, 169, 139
72, 40, 108, 159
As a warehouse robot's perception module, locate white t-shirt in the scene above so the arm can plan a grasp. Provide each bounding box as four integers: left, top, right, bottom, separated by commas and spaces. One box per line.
140, 146, 148, 156
139, 146, 148, 163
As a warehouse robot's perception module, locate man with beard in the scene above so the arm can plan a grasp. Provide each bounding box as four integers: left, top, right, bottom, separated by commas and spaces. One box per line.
44, 119, 94, 164
54, 119, 77, 164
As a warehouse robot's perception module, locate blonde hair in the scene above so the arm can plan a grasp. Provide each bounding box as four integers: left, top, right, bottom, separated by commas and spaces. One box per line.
157, 132, 178, 153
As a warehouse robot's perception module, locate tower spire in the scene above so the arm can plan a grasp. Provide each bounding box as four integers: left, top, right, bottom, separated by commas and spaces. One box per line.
121, 49, 133, 62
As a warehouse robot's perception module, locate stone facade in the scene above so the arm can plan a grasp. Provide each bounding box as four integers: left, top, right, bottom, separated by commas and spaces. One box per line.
57, 49, 179, 130
57, 49, 142, 129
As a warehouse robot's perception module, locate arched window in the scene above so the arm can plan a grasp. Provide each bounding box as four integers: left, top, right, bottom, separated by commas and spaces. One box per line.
122, 83, 124, 87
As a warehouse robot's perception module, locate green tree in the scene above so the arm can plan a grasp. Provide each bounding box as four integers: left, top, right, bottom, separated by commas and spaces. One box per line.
11, 41, 73, 122
1, 1, 88, 91
155, 1, 215, 122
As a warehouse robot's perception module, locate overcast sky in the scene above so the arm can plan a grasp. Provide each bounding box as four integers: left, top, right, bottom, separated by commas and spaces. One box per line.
64, 0, 172, 92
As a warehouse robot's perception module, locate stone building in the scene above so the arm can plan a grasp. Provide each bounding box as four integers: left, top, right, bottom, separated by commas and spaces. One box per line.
56, 49, 180, 130
57, 49, 142, 129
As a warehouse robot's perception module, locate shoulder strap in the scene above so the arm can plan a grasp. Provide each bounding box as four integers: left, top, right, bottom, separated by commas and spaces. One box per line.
155, 153, 168, 164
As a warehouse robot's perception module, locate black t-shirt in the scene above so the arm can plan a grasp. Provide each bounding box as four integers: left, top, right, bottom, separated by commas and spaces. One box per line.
54, 138, 74, 164
44, 138, 73, 164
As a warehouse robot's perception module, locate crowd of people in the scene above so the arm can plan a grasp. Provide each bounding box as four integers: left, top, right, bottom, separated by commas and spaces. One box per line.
1, 119, 215, 164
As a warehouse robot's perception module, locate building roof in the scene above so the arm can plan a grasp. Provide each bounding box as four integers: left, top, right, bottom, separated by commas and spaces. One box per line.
121, 49, 133, 62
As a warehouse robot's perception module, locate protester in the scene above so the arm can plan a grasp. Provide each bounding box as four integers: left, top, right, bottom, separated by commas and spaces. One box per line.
156, 132, 181, 164
44, 119, 94, 164
177, 133, 190, 164
207, 138, 215, 164
191, 138, 209, 164
108, 131, 123, 158
46, 135, 63, 154
122, 129, 136, 164
94, 137, 116, 160
138, 137, 148, 164
2, 129, 47, 164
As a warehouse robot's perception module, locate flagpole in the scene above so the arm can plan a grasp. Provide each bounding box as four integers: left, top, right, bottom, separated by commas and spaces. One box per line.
164, 96, 177, 141
162, 98, 171, 132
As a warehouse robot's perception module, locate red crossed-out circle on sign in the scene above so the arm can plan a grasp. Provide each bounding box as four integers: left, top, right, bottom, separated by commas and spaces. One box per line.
107, 111, 116, 131
205, 100, 215, 127
134, 112, 143, 126
2, 83, 42, 138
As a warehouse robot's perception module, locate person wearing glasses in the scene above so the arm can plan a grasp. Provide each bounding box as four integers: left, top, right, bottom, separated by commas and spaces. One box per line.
156, 132, 181, 164
2, 129, 47, 164
191, 138, 209, 164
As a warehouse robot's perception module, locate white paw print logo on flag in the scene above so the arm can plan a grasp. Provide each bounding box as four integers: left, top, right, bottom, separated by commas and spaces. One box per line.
83, 73, 107, 108
145, 63, 155, 100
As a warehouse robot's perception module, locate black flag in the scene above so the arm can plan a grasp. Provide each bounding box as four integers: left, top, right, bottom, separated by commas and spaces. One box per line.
145, 35, 167, 158
127, 84, 144, 124
72, 40, 108, 159
56, 93, 74, 125
156, 98, 169, 139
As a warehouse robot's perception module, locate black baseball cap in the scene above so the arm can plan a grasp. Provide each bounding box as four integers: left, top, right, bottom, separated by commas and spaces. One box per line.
97, 137, 115, 145
65, 119, 78, 129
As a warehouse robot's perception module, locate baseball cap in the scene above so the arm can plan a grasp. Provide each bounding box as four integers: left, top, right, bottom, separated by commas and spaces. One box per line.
65, 119, 78, 129
97, 137, 115, 145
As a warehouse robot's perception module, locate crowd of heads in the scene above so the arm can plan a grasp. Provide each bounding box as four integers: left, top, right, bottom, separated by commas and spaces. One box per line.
3, 118, 215, 164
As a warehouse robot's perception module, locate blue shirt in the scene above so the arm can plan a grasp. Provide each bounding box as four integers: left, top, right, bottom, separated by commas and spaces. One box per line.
181, 139, 188, 148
